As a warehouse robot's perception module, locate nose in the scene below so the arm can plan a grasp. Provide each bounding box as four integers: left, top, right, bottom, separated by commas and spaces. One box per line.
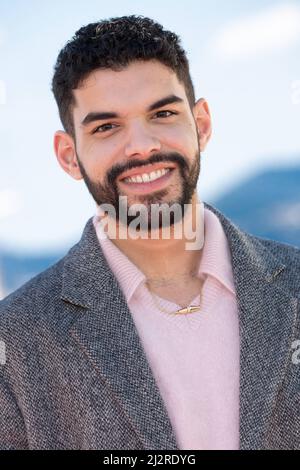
124, 119, 161, 159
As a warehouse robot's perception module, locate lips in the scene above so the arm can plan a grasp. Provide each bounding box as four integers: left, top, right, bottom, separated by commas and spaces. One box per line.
118, 162, 177, 182
118, 166, 175, 194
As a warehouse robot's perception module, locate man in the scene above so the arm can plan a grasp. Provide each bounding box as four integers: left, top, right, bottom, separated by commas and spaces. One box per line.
0, 15, 299, 450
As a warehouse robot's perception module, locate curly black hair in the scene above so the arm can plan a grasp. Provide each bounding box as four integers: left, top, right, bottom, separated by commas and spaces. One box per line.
51, 15, 195, 137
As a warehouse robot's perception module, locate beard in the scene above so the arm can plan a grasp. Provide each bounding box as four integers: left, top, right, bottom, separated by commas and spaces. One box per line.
76, 148, 201, 230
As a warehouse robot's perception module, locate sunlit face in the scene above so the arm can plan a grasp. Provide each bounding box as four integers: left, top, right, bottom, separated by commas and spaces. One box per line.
64, 60, 210, 226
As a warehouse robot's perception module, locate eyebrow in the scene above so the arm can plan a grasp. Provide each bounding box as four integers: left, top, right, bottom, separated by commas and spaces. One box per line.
80, 94, 184, 127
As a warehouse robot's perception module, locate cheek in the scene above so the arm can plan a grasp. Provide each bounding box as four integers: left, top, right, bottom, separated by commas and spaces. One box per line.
161, 123, 198, 155
79, 138, 118, 176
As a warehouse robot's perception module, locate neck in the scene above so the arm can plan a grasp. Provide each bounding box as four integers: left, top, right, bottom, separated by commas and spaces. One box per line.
107, 193, 204, 285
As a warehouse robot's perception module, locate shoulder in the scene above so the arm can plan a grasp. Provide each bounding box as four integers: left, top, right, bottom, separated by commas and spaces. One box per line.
205, 202, 300, 267
254, 235, 300, 264
0, 253, 67, 331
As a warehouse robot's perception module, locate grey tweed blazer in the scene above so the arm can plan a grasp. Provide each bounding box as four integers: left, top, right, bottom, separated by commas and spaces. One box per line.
0, 202, 300, 450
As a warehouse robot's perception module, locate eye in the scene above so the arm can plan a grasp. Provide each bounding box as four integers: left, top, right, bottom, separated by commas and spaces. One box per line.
153, 110, 177, 119
92, 123, 118, 134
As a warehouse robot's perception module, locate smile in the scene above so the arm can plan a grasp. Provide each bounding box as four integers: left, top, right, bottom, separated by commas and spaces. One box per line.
119, 165, 175, 194
123, 168, 171, 183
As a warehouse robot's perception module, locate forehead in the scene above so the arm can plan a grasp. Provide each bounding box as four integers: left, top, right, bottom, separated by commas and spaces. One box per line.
72, 60, 188, 120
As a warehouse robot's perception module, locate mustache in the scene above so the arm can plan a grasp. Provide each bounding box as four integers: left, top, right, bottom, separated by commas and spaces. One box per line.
107, 152, 189, 186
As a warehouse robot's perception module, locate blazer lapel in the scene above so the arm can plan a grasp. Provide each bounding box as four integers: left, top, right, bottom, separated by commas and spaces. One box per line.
205, 203, 299, 449
60, 218, 178, 450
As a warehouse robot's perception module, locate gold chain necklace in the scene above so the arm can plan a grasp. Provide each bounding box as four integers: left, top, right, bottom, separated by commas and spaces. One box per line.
145, 280, 202, 315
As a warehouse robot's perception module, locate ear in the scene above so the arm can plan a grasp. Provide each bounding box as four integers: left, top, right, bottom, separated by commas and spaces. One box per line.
53, 131, 83, 180
192, 98, 212, 152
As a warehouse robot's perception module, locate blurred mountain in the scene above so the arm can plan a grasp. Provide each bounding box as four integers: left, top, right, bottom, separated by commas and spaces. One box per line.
0, 165, 299, 298
212, 166, 300, 248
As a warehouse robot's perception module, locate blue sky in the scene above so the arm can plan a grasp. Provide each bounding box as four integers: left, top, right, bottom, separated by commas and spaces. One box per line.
0, 0, 299, 252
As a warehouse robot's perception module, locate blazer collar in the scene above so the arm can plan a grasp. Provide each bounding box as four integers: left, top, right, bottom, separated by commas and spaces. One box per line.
61, 202, 299, 450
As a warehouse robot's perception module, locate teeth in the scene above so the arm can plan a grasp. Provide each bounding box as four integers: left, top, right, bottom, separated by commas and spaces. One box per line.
124, 168, 170, 184
142, 173, 150, 182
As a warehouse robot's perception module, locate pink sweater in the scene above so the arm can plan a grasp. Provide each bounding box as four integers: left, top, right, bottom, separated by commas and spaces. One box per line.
93, 207, 240, 450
